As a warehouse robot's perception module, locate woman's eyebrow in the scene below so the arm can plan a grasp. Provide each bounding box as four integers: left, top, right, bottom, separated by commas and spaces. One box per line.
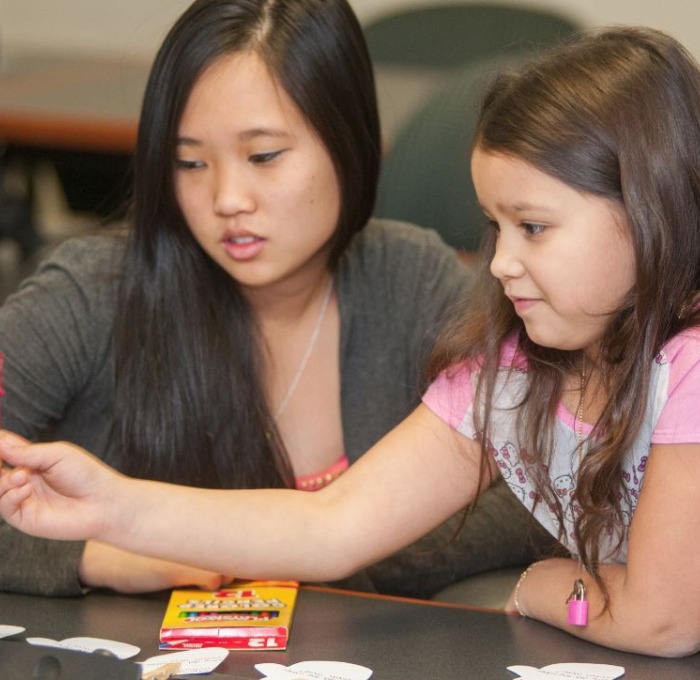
176, 128, 291, 146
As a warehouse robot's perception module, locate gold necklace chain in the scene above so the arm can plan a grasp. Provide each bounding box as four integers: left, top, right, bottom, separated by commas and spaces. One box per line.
575, 356, 589, 473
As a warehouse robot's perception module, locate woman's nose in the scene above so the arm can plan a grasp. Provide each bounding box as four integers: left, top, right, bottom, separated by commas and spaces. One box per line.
213, 166, 255, 216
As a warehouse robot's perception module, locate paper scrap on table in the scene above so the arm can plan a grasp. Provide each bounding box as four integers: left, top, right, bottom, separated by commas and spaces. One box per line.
26, 636, 140, 659
140, 647, 228, 675
508, 662, 625, 680
256, 660, 373, 680
0, 625, 25, 639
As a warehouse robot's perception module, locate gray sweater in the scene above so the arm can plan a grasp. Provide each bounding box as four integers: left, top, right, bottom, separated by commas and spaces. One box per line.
0, 219, 551, 596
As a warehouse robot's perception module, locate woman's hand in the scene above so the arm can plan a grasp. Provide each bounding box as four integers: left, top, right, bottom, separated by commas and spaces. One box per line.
79, 541, 231, 593
0, 430, 121, 541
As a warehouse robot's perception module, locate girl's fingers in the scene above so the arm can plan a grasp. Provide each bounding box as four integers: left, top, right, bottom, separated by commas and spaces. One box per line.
0, 431, 30, 467
0, 430, 29, 446
0, 481, 33, 513
0, 467, 29, 493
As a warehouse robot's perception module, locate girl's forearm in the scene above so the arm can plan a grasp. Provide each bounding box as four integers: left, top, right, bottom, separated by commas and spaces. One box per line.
103, 406, 482, 583
107, 478, 355, 580
103, 472, 452, 583
515, 558, 700, 657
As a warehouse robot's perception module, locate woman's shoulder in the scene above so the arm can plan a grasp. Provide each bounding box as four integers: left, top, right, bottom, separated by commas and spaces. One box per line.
338, 219, 473, 319
8, 232, 126, 311
347, 218, 459, 261
36, 232, 126, 276
339, 218, 471, 290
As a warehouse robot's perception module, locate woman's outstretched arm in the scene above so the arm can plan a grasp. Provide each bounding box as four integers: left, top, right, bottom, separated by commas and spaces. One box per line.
0, 404, 487, 582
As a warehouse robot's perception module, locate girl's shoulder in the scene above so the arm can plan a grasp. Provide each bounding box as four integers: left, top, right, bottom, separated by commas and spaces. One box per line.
423, 334, 525, 426
658, 326, 700, 363
650, 327, 700, 443
656, 326, 700, 381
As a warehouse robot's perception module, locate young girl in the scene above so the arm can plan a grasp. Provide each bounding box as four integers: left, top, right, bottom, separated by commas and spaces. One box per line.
0, 0, 545, 597
5, 23, 695, 656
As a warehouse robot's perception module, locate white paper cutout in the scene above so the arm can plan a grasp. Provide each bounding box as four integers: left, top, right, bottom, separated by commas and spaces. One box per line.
508, 662, 625, 680
26, 636, 140, 659
140, 647, 228, 675
256, 660, 373, 680
0, 625, 25, 639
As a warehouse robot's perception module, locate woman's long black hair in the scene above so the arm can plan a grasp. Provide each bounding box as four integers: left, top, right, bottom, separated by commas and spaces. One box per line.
113, 0, 380, 488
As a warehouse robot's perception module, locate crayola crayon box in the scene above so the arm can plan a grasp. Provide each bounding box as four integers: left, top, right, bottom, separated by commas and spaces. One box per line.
159, 580, 298, 651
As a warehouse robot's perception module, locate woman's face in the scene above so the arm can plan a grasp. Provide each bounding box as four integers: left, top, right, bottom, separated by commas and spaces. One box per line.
175, 51, 341, 296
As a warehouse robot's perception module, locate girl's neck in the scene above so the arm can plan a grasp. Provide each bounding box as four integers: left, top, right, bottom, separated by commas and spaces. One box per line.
566, 355, 606, 427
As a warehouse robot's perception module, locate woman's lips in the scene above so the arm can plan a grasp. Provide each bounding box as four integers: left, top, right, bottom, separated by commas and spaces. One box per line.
223, 234, 266, 261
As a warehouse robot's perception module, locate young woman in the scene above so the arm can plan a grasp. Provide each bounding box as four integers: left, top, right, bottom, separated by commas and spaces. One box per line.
0, 0, 544, 597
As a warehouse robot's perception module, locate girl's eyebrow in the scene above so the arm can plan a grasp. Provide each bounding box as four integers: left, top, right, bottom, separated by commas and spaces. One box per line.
478, 199, 555, 214
506, 201, 555, 213
176, 128, 291, 146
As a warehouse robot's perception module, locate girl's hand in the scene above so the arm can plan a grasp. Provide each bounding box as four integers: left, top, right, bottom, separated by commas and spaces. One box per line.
0, 430, 121, 541
79, 541, 232, 593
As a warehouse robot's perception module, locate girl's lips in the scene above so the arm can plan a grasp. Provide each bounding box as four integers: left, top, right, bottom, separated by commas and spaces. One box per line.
222, 234, 266, 261
511, 297, 540, 314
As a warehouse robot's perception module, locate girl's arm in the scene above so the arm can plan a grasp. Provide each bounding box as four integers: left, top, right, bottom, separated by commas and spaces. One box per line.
511, 441, 700, 657
0, 404, 487, 582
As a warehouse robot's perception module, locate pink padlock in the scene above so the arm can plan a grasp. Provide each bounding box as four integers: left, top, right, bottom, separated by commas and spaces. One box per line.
567, 579, 588, 626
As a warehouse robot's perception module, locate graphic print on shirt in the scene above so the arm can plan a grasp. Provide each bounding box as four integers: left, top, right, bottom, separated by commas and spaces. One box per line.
492, 441, 528, 503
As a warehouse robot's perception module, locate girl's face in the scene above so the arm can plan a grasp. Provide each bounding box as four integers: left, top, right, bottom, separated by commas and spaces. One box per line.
471, 148, 636, 354
175, 51, 341, 295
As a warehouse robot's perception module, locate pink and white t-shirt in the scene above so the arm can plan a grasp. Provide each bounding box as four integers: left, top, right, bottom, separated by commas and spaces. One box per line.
422, 329, 700, 563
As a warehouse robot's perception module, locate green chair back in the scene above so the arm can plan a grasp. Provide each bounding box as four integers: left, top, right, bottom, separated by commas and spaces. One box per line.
363, 3, 579, 69
374, 54, 527, 252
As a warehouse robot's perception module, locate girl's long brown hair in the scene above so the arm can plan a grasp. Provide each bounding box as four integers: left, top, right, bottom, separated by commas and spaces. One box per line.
430, 27, 700, 599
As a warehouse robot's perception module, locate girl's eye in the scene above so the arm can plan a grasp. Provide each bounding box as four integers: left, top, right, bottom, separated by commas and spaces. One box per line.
175, 159, 205, 170
522, 222, 545, 236
250, 150, 285, 164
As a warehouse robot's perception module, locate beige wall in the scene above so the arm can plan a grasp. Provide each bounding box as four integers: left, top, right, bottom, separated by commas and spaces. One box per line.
1, 1, 699, 59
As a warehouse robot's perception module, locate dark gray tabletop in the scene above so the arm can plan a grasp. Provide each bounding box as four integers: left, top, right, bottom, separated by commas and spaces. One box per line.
1, 586, 698, 679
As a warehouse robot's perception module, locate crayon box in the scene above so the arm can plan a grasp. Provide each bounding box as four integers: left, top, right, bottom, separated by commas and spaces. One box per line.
159, 580, 299, 651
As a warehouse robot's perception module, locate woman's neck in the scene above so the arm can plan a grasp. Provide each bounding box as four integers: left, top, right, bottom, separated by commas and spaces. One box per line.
247, 269, 335, 331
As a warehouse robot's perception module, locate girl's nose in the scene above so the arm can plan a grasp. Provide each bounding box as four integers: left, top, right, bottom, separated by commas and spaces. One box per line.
489, 231, 525, 281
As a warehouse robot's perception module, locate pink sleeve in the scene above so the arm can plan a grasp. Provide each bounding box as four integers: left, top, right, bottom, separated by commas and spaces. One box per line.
653, 331, 700, 444
422, 363, 475, 429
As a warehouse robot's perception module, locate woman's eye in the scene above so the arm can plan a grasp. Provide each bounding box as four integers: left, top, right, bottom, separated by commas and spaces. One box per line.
522, 222, 545, 236
175, 159, 205, 170
250, 150, 284, 164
